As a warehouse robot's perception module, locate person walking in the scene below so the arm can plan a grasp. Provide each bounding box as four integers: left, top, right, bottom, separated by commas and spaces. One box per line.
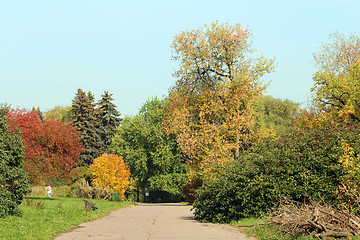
47, 185, 52, 198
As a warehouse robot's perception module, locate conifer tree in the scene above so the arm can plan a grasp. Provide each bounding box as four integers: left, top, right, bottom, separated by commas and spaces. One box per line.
0, 107, 30, 217
70, 89, 101, 166
96, 91, 121, 153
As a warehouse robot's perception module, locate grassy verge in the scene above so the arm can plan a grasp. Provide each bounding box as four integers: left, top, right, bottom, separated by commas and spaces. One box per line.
232, 218, 316, 240
0, 196, 135, 240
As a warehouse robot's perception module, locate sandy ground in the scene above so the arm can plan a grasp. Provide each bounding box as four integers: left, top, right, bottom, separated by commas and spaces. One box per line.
55, 203, 254, 240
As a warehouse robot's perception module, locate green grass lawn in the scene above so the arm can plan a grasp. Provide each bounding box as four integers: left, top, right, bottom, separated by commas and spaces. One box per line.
0, 196, 135, 240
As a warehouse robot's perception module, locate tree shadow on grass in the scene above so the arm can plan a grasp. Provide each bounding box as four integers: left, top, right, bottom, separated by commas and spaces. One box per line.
26, 196, 58, 201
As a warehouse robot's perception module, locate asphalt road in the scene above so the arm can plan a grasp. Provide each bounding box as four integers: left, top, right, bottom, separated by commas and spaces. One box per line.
55, 203, 254, 240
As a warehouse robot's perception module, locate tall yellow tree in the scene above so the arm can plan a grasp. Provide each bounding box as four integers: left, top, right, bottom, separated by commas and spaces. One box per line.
165, 22, 275, 171
89, 153, 131, 200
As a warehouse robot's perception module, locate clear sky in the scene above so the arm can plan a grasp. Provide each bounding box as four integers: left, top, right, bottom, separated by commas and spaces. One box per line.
1, 0, 359, 116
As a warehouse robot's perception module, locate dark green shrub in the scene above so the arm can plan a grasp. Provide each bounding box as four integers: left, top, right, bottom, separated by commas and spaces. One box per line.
193, 159, 279, 223
256, 124, 352, 203
193, 123, 360, 223
0, 114, 30, 217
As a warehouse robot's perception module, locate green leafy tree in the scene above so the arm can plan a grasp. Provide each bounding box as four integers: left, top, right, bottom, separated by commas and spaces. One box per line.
312, 31, 360, 122
70, 89, 101, 166
96, 91, 121, 153
109, 98, 187, 202
0, 109, 30, 218
253, 95, 300, 135
44, 105, 72, 123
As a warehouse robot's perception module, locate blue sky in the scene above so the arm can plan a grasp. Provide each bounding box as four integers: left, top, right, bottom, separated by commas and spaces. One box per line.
1, 0, 359, 116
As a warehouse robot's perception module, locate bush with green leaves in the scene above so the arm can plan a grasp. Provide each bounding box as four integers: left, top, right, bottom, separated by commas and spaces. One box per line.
193, 159, 279, 223
193, 123, 360, 223
0, 113, 30, 217
252, 124, 345, 203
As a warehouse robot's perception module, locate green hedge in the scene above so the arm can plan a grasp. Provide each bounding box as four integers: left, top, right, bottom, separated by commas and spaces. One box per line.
193, 123, 359, 223
193, 159, 279, 223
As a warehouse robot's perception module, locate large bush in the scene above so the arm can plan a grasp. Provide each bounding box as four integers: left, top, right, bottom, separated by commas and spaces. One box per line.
193, 123, 360, 223
0, 114, 30, 217
193, 159, 279, 223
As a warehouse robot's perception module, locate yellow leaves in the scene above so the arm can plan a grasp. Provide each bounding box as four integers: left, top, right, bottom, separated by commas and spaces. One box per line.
312, 32, 360, 122
89, 153, 131, 200
338, 105, 355, 121
337, 139, 360, 209
340, 140, 355, 168
253, 122, 277, 143
167, 22, 275, 175
339, 140, 360, 179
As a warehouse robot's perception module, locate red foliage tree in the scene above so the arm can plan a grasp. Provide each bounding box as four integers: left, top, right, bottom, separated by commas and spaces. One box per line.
6, 109, 84, 185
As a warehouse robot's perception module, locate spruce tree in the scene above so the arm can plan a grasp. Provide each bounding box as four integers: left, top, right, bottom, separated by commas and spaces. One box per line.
70, 89, 101, 166
96, 91, 121, 153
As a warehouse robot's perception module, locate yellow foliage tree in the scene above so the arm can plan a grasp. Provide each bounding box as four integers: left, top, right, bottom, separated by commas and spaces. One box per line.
312, 32, 360, 122
89, 153, 131, 200
165, 22, 275, 171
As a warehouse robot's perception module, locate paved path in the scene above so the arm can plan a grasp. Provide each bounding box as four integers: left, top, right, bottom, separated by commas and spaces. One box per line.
55, 203, 254, 240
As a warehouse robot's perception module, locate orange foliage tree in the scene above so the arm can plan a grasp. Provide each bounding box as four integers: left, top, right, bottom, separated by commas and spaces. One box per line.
89, 153, 131, 200
165, 22, 275, 171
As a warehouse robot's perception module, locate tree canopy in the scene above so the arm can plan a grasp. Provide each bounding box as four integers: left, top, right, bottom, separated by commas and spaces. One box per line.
89, 153, 130, 200
6, 109, 83, 185
44, 105, 72, 123
109, 98, 187, 200
70, 89, 121, 166
253, 95, 300, 135
165, 22, 275, 171
70, 89, 101, 166
96, 91, 122, 153
312, 32, 360, 122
